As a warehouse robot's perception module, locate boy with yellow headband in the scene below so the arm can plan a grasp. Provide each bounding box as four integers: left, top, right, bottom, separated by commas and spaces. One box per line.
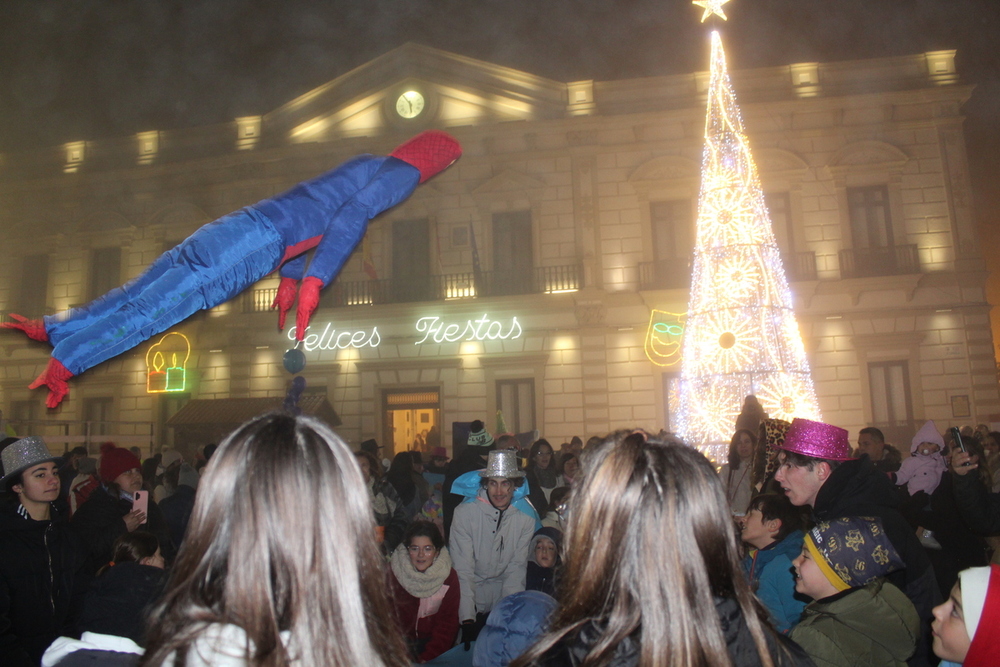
789, 516, 921, 666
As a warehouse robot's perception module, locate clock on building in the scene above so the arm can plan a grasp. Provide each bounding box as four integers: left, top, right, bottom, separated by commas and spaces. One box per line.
395, 90, 425, 119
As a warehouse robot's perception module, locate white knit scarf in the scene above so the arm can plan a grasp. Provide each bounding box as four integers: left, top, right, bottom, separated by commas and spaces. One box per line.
390, 544, 453, 598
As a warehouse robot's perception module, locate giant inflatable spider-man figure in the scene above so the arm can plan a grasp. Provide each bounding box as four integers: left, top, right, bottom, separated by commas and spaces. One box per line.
3, 131, 462, 408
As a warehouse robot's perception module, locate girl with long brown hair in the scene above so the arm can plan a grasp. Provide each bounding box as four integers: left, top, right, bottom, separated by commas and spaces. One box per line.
140, 413, 409, 667
512, 431, 812, 667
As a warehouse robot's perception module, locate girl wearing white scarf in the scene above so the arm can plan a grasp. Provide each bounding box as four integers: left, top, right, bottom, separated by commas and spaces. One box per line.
388, 521, 461, 663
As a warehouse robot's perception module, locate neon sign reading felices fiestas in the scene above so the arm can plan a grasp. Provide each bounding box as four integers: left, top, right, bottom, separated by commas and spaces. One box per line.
288, 314, 524, 351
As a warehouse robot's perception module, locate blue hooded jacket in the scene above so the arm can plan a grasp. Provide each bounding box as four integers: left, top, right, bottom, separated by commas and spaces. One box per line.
742, 529, 808, 633
472, 590, 557, 667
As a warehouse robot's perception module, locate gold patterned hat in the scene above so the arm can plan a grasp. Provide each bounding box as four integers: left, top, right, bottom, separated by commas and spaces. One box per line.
804, 516, 904, 591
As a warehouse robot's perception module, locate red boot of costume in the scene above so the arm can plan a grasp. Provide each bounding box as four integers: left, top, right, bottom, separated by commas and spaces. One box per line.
271, 277, 299, 330
29, 358, 74, 408
294, 277, 323, 341
389, 131, 462, 183
1, 313, 49, 342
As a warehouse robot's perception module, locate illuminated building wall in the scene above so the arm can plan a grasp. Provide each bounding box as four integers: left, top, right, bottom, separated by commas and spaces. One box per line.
0, 44, 995, 454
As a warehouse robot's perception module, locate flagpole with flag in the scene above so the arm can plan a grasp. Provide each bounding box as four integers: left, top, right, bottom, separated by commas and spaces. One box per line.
469, 221, 485, 297
362, 235, 379, 281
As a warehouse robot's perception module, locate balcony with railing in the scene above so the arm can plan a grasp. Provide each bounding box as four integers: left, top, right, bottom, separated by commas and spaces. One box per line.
839, 244, 920, 279
242, 264, 584, 313
783, 251, 818, 282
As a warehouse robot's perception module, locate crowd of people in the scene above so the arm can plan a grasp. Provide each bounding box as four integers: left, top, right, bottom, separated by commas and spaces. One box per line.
1, 407, 999, 666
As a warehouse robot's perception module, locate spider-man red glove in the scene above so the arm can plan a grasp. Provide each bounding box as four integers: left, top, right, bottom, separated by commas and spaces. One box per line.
1, 313, 48, 342
294, 277, 323, 341
271, 277, 298, 331
29, 358, 74, 408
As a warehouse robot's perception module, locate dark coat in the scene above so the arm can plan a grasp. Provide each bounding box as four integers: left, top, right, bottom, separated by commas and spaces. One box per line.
0, 503, 89, 667
371, 478, 409, 554
873, 444, 903, 474
813, 457, 934, 592
532, 597, 814, 667
920, 472, 988, 597
952, 466, 1000, 535
48, 649, 140, 666
78, 561, 167, 645
524, 467, 551, 517
526, 526, 562, 597
70, 486, 173, 575
812, 456, 939, 667
158, 484, 196, 550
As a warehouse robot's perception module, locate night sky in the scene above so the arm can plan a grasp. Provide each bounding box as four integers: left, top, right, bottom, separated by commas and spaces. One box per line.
1, 0, 998, 238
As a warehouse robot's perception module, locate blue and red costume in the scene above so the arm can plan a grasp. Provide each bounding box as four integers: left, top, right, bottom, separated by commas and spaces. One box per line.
3, 131, 461, 408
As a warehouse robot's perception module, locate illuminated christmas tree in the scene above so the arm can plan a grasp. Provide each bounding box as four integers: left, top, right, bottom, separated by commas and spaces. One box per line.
677, 30, 821, 462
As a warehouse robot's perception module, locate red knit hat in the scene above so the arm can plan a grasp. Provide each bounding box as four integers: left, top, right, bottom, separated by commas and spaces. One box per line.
99, 442, 141, 484
965, 564, 1000, 666
389, 130, 462, 183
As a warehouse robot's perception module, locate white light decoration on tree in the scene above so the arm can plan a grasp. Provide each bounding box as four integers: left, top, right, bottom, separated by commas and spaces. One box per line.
677, 31, 821, 463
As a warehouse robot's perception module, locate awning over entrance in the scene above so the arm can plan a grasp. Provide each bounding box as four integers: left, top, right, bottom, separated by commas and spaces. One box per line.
166, 395, 341, 448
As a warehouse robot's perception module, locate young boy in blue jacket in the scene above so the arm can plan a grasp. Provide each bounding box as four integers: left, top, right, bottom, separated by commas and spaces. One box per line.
741, 493, 809, 632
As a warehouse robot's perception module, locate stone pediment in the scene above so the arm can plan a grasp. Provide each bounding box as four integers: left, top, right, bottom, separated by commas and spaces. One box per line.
265, 43, 568, 143
148, 203, 212, 231
73, 210, 132, 234
628, 155, 699, 183
472, 169, 547, 195
755, 147, 810, 176
827, 140, 909, 170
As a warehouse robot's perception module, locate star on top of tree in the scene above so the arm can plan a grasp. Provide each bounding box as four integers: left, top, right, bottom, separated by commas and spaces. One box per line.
692, 0, 730, 22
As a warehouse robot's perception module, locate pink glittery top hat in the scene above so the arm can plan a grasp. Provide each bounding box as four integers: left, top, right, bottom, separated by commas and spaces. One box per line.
776, 418, 854, 461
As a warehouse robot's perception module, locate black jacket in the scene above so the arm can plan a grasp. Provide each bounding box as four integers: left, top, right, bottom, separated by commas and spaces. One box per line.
70, 486, 173, 575
524, 468, 551, 517
0, 502, 89, 667
158, 484, 196, 550
812, 456, 939, 667
532, 597, 814, 667
952, 467, 1000, 535
78, 561, 167, 645
920, 472, 989, 596
813, 456, 933, 594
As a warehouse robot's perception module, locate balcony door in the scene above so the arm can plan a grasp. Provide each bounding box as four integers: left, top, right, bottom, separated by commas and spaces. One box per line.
650, 199, 693, 288
392, 218, 431, 302
868, 360, 915, 446
492, 211, 534, 296
847, 186, 899, 276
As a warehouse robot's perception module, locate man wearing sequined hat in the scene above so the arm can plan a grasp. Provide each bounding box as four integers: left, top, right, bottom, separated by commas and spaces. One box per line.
774, 417, 938, 666
790, 516, 919, 666
0, 437, 88, 666
449, 449, 535, 648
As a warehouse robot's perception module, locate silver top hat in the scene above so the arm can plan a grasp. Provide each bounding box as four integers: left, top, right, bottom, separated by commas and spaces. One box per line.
478, 449, 525, 479
1, 436, 58, 484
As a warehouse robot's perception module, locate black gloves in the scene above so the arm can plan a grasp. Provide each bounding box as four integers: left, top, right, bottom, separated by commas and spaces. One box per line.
461, 620, 478, 650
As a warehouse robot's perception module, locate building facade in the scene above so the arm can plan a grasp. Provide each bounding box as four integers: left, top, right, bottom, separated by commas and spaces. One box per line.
0, 43, 996, 456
